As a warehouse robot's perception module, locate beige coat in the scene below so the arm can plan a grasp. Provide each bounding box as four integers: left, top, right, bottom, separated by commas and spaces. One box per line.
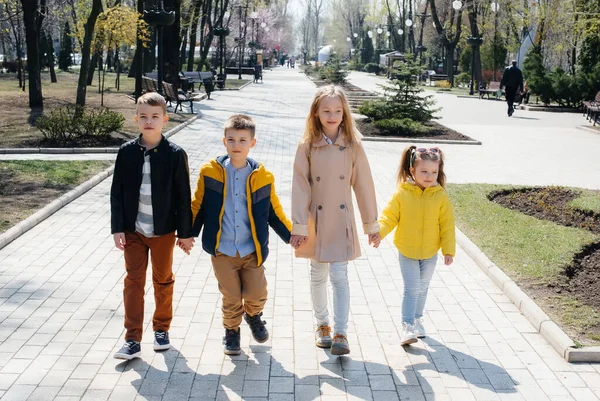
291, 135, 379, 262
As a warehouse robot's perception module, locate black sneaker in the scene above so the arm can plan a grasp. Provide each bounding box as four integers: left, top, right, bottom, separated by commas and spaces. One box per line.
223, 328, 241, 355
113, 340, 141, 360
153, 331, 170, 351
244, 312, 269, 343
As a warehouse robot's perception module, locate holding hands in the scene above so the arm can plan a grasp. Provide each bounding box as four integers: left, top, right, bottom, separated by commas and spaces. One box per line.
368, 232, 381, 248
290, 235, 308, 249
177, 237, 195, 255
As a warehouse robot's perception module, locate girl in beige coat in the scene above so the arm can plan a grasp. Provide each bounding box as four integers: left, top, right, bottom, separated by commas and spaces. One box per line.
290, 85, 379, 356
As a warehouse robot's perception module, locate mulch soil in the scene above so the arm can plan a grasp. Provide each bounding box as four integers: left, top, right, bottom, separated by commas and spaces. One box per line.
489, 187, 600, 315
356, 119, 476, 141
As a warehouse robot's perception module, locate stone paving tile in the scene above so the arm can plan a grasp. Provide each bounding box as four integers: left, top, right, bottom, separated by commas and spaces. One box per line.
1, 67, 600, 401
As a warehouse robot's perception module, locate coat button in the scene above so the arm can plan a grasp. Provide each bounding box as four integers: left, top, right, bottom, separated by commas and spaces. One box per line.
340, 204, 345, 209
318, 205, 322, 210
154, 149, 157, 152
316, 176, 320, 181
340, 175, 345, 180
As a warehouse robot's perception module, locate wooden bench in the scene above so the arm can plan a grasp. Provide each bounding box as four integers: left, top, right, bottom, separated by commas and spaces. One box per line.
479, 81, 504, 99
162, 81, 194, 114
142, 76, 158, 93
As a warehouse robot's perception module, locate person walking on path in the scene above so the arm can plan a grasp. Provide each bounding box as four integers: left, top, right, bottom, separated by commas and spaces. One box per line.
374, 146, 456, 346
111, 92, 194, 360
500, 60, 524, 117
190, 114, 293, 355
290, 85, 380, 356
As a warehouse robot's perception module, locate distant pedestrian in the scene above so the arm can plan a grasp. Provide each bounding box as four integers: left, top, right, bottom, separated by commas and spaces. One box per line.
111, 92, 194, 360
500, 60, 524, 117
290, 85, 380, 356
374, 146, 455, 346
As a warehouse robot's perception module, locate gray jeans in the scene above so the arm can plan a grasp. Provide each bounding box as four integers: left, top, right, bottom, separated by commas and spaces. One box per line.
310, 260, 349, 335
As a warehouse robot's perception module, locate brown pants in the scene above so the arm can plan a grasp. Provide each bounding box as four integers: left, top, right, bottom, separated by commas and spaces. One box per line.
123, 231, 176, 342
211, 251, 268, 330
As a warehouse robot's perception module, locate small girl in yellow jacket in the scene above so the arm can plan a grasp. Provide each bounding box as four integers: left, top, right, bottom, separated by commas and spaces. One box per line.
374, 145, 455, 345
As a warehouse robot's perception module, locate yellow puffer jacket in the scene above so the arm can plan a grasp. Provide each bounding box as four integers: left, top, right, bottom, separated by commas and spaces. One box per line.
378, 182, 455, 260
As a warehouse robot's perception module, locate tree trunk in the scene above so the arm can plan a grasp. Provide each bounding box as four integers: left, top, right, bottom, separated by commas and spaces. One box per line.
47, 34, 57, 83
76, 0, 103, 107
21, 0, 43, 108
467, 4, 482, 86
87, 52, 99, 86
187, 0, 202, 71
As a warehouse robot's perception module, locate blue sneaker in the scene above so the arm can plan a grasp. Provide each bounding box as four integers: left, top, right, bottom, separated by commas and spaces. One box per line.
114, 340, 141, 360
153, 331, 170, 351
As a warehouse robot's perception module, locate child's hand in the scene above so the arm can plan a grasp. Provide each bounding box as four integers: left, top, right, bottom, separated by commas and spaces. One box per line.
444, 255, 453, 266
113, 233, 126, 250
368, 233, 381, 248
177, 237, 195, 255
290, 235, 308, 249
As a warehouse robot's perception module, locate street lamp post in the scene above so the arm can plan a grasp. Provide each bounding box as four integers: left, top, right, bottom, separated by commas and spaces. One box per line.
143, 0, 175, 96
467, 36, 483, 95
237, 3, 248, 80
491, 2, 499, 81
214, 9, 230, 90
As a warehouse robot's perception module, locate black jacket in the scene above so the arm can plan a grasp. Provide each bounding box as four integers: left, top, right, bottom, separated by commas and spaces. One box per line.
111, 135, 193, 238
501, 65, 524, 91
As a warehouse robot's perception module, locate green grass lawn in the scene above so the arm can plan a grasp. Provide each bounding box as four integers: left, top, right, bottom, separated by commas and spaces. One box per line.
0, 160, 113, 233
224, 79, 251, 89
0, 71, 193, 147
448, 183, 600, 344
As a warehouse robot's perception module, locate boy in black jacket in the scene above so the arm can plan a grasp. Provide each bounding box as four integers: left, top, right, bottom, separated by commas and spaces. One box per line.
111, 92, 194, 360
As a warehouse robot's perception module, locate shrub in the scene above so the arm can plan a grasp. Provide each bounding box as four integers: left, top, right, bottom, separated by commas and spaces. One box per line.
347, 60, 363, 71
36, 107, 79, 143
36, 106, 125, 145
455, 72, 471, 87
364, 63, 382, 75
436, 80, 452, 89
79, 108, 125, 138
373, 118, 429, 135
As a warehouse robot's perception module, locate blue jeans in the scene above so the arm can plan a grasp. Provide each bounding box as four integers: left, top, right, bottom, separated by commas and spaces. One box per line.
310, 260, 349, 335
399, 253, 438, 325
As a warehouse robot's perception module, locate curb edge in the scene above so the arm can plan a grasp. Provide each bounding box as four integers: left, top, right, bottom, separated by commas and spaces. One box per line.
455, 228, 586, 362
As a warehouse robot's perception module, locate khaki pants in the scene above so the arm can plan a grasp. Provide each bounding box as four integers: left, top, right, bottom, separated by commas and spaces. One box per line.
123, 231, 176, 342
211, 251, 268, 330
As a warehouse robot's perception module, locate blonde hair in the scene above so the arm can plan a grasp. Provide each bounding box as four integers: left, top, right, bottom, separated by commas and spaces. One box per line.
224, 114, 256, 138
136, 92, 167, 114
302, 85, 360, 145
398, 145, 447, 188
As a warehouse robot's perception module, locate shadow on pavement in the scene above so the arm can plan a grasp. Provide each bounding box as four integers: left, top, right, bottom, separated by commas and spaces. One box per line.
115, 336, 517, 400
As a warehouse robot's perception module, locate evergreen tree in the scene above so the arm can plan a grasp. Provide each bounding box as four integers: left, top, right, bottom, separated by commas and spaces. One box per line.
523, 45, 553, 104
324, 53, 348, 85
358, 59, 439, 135
59, 22, 73, 71
362, 35, 374, 65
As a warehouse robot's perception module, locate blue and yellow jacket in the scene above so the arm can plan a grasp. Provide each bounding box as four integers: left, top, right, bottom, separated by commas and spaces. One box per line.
191, 155, 292, 266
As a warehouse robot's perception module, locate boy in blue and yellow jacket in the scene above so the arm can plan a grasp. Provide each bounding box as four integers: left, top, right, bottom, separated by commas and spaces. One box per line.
190, 114, 292, 355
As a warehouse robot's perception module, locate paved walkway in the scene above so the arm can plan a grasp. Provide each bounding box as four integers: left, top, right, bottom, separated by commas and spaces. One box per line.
348, 72, 600, 190
1, 68, 600, 401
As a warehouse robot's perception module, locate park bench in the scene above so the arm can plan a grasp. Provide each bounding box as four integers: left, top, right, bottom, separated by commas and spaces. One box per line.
583, 91, 600, 125
479, 81, 503, 100
225, 66, 255, 76
142, 76, 158, 93
428, 73, 448, 85
162, 81, 194, 114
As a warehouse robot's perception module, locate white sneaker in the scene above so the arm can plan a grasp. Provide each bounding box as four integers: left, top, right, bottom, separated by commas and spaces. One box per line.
414, 318, 426, 338
401, 322, 418, 345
